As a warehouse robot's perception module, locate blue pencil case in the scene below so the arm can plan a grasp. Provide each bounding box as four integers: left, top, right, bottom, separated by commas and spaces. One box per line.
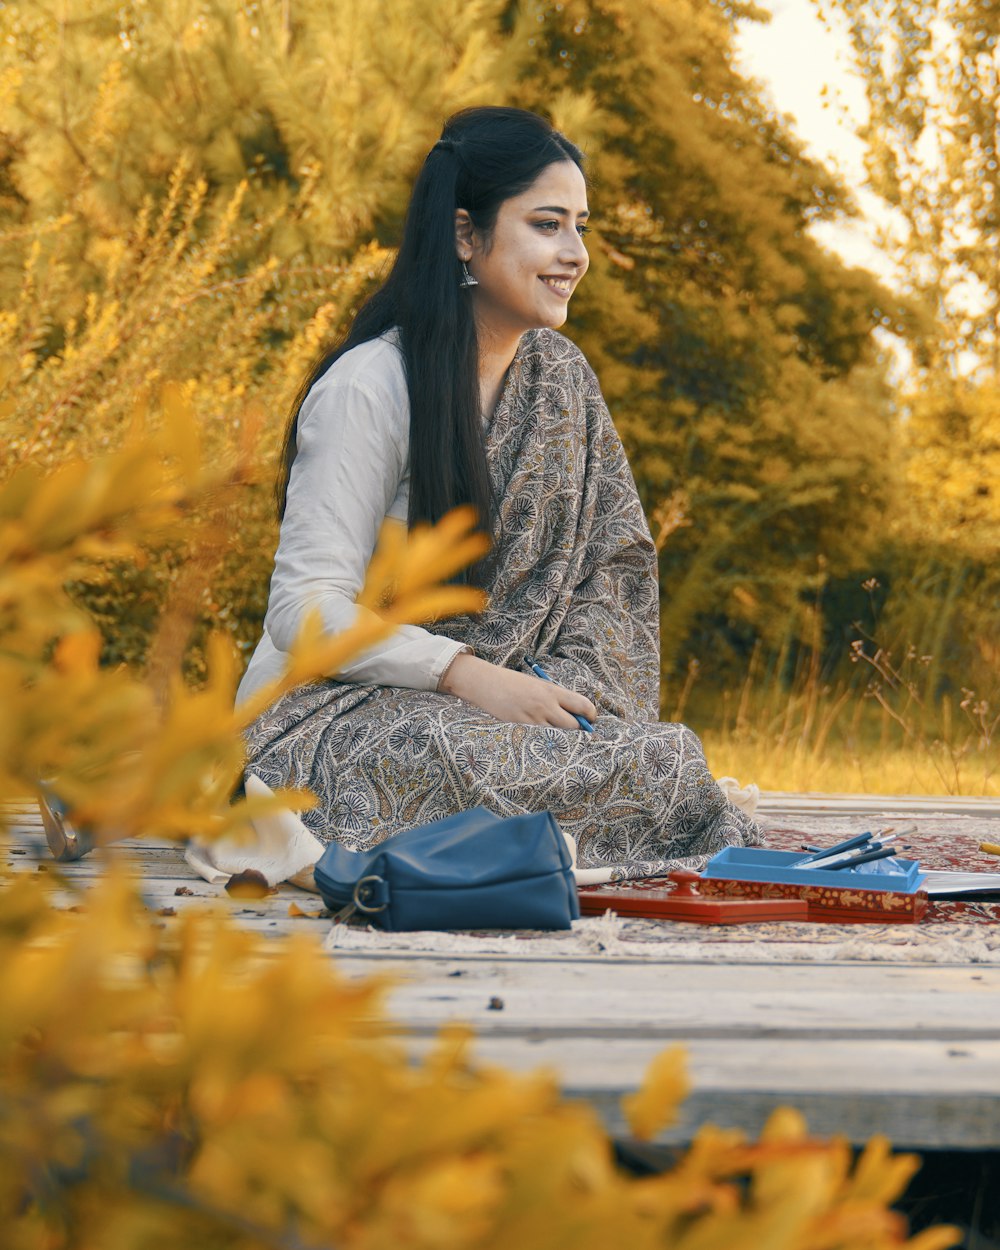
702, 847, 925, 895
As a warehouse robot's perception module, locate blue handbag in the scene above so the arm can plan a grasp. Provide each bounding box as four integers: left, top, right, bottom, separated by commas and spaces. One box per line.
313, 806, 580, 931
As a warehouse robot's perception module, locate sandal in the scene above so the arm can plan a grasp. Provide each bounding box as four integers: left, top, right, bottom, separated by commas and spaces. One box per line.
38, 784, 94, 862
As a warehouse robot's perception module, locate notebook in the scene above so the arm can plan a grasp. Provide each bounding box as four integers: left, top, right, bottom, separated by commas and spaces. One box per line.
919, 871, 1000, 899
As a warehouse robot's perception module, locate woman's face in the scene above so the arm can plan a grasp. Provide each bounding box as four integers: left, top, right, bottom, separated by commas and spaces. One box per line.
461, 160, 590, 344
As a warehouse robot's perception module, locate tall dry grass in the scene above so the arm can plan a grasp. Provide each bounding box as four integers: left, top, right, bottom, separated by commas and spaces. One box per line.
690, 621, 999, 797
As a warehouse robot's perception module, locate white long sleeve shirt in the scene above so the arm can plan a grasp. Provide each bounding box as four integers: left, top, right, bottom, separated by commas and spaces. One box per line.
235, 332, 469, 706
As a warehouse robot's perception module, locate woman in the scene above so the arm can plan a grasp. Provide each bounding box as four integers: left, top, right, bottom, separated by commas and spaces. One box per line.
237, 106, 760, 880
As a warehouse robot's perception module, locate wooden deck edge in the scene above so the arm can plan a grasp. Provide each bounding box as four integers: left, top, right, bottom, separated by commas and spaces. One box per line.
758, 792, 1000, 816
577, 1086, 1000, 1151
7, 792, 1000, 822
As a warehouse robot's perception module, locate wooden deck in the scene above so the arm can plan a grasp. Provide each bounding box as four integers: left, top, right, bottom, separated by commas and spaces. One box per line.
6, 795, 1000, 1151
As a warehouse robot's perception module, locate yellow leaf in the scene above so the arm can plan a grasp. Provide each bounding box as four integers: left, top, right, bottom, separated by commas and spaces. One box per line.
384, 586, 487, 624
52, 629, 102, 674
288, 902, 326, 919
225, 871, 271, 899
621, 1045, 688, 1140
906, 1226, 964, 1250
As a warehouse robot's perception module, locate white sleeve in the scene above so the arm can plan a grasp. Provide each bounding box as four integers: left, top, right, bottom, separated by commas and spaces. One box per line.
263, 367, 469, 690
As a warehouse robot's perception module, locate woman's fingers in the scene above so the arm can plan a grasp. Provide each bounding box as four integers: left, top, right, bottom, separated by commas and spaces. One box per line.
560, 690, 597, 722
547, 707, 586, 730
544, 690, 596, 730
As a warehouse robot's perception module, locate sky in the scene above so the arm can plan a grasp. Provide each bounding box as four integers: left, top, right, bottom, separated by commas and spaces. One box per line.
736, 1, 994, 384
734, 0, 921, 377
734, 0, 898, 285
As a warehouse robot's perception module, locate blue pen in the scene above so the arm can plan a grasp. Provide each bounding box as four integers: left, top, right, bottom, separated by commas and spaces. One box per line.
801, 837, 911, 871
523, 654, 594, 732
800, 837, 896, 870
827, 844, 905, 872
798, 831, 874, 865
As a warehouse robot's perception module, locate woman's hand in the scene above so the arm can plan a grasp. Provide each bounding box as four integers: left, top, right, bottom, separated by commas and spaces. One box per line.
439, 654, 597, 730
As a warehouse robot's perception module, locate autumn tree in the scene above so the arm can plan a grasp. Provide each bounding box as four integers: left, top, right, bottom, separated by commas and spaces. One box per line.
0, 0, 511, 269
0, 0, 511, 673
815, 0, 1000, 701
510, 0, 904, 686
1, 0, 909, 696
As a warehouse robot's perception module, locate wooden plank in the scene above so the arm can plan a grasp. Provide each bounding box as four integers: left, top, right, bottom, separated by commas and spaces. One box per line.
329, 956, 1000, 1039
426, 1035, 1000, 1149
327, 955, 1000, 1147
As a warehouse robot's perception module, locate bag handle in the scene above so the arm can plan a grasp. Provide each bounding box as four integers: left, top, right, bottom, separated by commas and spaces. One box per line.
353, 874, 389, 914
331, 874, 389, 925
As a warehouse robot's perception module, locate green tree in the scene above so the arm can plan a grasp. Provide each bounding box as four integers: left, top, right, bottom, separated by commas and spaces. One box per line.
815, 0, 1000, 703
511, 0, 903, 683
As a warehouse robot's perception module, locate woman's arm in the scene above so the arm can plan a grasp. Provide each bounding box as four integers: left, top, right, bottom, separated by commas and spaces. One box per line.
264, 347, 467, 691
438, 653, 596, 728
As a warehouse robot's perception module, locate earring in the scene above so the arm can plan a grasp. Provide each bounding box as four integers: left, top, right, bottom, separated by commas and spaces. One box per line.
460, 261, 479, 288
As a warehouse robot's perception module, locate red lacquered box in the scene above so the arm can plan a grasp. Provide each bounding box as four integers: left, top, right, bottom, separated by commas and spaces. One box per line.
578, 870, 808, 924
695, 876, 929, 924
579, 872, 928, 925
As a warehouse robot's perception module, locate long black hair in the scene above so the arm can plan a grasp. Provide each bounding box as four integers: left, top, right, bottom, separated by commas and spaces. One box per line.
276, 106, 585, 577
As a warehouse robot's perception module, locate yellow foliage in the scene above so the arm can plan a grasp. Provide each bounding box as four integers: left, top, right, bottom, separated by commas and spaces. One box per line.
0, 868, 961, 1249
0, 388, 486, 847
621, 1045, 689, 1140
0, 374, 956, 1250
901, 380, 1000, 557
0, 152, 400, 681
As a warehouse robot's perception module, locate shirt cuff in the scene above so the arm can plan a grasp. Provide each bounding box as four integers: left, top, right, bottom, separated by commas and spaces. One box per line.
433, 642, 473, 691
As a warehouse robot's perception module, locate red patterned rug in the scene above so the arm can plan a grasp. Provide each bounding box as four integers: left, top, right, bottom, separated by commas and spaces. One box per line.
763, 818, 1000, 926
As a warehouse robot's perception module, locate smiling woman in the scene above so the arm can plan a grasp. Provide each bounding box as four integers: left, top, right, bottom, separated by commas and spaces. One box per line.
237, 106, 761, 881
458, 160, 591, 416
